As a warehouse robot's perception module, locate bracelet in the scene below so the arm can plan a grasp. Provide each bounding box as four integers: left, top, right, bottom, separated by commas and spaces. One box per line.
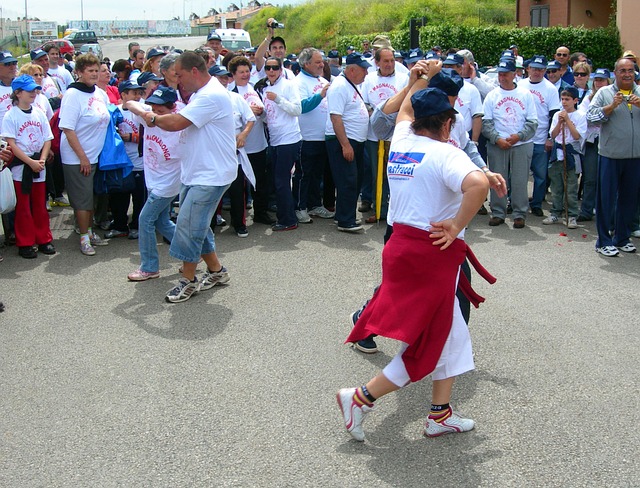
482, 167, 490, 173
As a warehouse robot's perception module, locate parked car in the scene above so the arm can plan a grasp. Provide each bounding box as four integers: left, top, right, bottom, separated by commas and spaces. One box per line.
36, 39, 75, 56
64, 30, 98, 48
79, 43, 103, 61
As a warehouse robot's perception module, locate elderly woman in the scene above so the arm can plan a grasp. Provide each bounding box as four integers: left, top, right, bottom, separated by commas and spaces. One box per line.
337, 80, 492, 442
59, 53, 110, 255
159, 53, 190, 106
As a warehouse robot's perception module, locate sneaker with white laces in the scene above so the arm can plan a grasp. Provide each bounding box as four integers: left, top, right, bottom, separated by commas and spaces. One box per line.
200, 266, 230, 291
165, 278, 200, 303
295, 209, 313, 223
80, 241, 96, 256
595, 245, 619, 257
424, 410, 475, 437
566, 217, 578, 229
90, 232, 108, 246
308, 206, 335, 219
616, 242, 637, 253
336, 388, 373, 442
128, 268, 160, 281
542, 215, 560, 225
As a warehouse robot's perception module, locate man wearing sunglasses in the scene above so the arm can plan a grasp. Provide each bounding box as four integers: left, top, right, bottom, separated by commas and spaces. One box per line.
546, 60, 571, 96
554, 46, 575, 85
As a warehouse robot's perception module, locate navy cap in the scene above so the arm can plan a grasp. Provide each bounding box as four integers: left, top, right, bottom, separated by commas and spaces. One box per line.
286, 53, 297, 61
118, 80, 144, 93
207, 32, 222, 42
546, 60, 562, 71
509, 44, 518, 50
425, 50, 439, 60
593, 68, 610, 79
363, 52, 373, 59
0, 51, 18, 64
528, 55, 548, 69
428, 68, 464, 97
208, 65, 230, 77
137, 72, 164, 85
145, 86, 178, 105
245, 47, 257, 54
327, 49, 340, 59
405, 49, 424, 64
500, 50, 515, 59
443, 53, 464, 66
562, 86, 580, 99
146, 48, 166, 60
30, 49, 48, 61
497, 59, 516, 73
11, 74, 41, 92
411, 87, 457, 119
347, 46, 356, 51
345, 52, 371, 68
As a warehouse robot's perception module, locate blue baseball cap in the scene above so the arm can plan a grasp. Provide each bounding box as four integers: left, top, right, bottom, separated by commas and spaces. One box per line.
562, 86, 580, 99
546, 60, 562, 71
500, 50, 515, 59
424, 50, 439, 60
345, 52, 371, 68
428, 68, 464, 97
593, 68, 610, 79
146, 47, 166, 60
411, 87, 457, 119
528, 55, 548, 69
405, 49, 424, 64
137, 72, 164, 85
443, 53, 464, 66
145, 86, 178, 105
11, 74, 41, 92
497, 58, 516, 72
30, 49, 48, 61
208, 65, 230, 77
207, 32, 221, 42
118, 80, 144, 93
327, 49, 340, 59
0, 51, 18, 64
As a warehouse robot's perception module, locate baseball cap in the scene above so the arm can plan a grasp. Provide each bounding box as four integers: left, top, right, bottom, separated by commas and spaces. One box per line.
145, 86, 178, 105
137, 72, 164, 85
207, 32, 221, 42
500, 50, 515, 59
428, 68, 464, 97
411, 87, 457, 119
327, 50, 340, 59
593, 68, 610, 79
208, 65, 230, 77
0, 51, 18, 64
11, 74, 41, 92
405, 49, 424, 64
146, 48, 166, 60
424, 50, 439, 60
372, 35, 392, 50
562, 86, 580, 99
286, 53, 297, 61
443, 53, 464, 66
30, 49, 48, 61
345, 52, 371, 68
546, 60, 562, 71
118, 80, 144, 93
528, 55, 548, 69
496, 59, 516, 73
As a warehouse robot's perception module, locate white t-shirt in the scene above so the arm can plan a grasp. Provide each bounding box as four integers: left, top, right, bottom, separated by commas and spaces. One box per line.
368, 61, 409, 76
362, 70, 408, 141
234, 84, 267, 154
1, 106, 53, 183
517, 78, 561, 144
455, 82, 483, 133
387, 120, 479, 235
230, 91, 256, 135
59, 86, 110, 165
0, 84, 13, 124
578, 93, 600, 143
118, 106, 144, 171
447, 113, 470, 150
294, 71, 329, 142
40, 75, 60, 99
177, 76, 237, 186
48, 66, 74, 94
135, 111, 182, 198
550, 109, 587, 159
325, 74, 369, 142
34, 93, 53, 120
482, 85, 537, 147
263, 76, 301, 146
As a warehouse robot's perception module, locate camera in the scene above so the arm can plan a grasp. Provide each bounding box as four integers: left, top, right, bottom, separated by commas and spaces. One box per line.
622, 94, 631, 102
0, 138, 7, 151
268, 20, 285, 29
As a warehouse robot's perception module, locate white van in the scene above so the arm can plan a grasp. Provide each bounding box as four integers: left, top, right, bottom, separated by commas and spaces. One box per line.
214, 29, 252, 50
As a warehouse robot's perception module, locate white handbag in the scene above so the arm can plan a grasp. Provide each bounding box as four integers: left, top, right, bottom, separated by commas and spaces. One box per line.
0, 166, 17, 214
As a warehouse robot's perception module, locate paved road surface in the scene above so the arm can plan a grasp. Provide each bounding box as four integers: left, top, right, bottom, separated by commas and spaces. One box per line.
100, 36, 208, 61
1, 200, 638, 486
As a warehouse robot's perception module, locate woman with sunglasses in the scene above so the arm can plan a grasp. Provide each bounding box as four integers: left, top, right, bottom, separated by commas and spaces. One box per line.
572, 62, 591, 104
18, 63, 53, 120
260, 56, 302, 231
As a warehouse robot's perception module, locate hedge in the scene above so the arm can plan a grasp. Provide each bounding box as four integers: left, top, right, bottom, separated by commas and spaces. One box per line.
337, 25, 622, 70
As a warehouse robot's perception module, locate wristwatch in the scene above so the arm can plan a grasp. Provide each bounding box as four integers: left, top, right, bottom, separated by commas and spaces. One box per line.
150, 115, 156, 125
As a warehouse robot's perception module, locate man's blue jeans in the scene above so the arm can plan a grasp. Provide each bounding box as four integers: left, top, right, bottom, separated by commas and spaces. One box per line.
530, 143, 549, 210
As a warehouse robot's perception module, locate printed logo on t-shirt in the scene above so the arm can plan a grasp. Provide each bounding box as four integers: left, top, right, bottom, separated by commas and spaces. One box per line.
387, 151, 424, 179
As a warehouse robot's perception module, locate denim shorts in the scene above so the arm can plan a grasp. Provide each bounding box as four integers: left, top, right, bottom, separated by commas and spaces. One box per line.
169, 184, 229, 262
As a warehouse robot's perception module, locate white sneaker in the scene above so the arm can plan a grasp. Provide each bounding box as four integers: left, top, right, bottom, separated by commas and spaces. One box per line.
90, 232, 108, 246
80, 241, 95, 256
566, 217, 578, 229
542, 215, 560, 225
308, 206, 335, 219
336, 388, 372, 442
46, 199, 52, 212
295, 209, 313, 224
200, 266, 230, 291
424, 410, 475, 437
595, 245, 619, 257
631, 230, 640, 238
616, 242, 637, 253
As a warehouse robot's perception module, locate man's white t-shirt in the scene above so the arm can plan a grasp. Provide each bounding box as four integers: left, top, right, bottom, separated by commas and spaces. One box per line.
34, 93, 53, 120
456, 82, 483, 133
362, 70, 408, 141
0, 85, 13, 124
295, 71, 329, 142
178, 76, 237, 187
387, 120, 479, 235
233, 84, 267, 154
483, 85, 537, 147
48, 65, 74, 93
518, 77, 561, 144
59, 86, 110, 165
325, 74, 369, 142
1, 106, 53, 182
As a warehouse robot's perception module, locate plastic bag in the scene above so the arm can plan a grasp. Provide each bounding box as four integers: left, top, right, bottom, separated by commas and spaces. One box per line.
0, 167, 16, 214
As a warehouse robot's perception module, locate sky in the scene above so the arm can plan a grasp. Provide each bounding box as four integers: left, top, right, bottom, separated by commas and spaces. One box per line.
2, 0, 306, 25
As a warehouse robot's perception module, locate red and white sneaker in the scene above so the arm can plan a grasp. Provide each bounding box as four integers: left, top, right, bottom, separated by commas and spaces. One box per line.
336, 388, 373, 442
424, 411, 475, 437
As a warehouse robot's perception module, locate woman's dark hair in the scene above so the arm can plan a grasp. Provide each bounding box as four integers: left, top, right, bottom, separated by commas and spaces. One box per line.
222, 51, 239, 69
264, 56, 283, 69
10, 90, 23, 105
411, 109, 457, 135
228, 55, 251, 75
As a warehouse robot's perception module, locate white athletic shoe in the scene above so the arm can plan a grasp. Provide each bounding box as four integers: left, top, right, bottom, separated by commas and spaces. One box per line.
336, 388, 372, 442
424, 410, 475, 437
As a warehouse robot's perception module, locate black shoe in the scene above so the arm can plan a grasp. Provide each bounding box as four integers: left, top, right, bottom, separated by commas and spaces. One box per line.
488, 217, 505, 226
477, 205, 488, 215
530, 207, 544, 217
38, 242, 56, 255
253, 212, 277, 225
19, 246, 38, 259
355, 335, 378, 354
235, 226, 249, 238
576, 215, 592, 222
513, 218, 525, 229
272, 223, 298, 232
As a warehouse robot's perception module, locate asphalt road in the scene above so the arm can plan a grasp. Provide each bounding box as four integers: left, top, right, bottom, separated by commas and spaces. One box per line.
100, 36, 208, 62
1, 196, 638, 486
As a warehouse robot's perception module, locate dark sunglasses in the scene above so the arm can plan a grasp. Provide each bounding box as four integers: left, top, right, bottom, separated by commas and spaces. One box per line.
2, 62, 18, 66
556, 53, 568, 57
264, 65, 280, 71
547, 69, 559, 74
574, 72, 588, 77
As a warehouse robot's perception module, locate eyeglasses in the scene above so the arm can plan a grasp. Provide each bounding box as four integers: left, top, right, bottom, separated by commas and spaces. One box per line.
555, 53, 569, 57
547, 69, 559, 74
574, 72, 588, 77
264, 65, 280, 71
2, 62, 18, 66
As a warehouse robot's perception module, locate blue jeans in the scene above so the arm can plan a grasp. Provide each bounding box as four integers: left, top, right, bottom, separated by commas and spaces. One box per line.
326, 137, 364, 226
169, 184, 229, 262
271, 141, 301, 226
139, 191, 177, 273
530, 143, 549, 210
579, 140, 598, 219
